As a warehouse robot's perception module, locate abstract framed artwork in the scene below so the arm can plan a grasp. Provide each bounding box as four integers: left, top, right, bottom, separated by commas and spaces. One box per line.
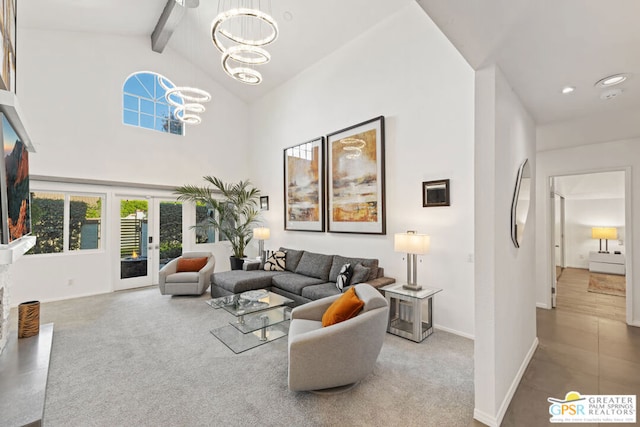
283, 137, 324, 232
423, 179, 450, 207
327, 116, 385, 234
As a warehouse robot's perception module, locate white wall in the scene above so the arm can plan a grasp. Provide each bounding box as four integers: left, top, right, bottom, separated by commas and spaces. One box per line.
564, 198, 625, 268
9, 28, 251, 305
474, 65, 537, 427
536, 139, 638, 326
248, 3, 475, 337
18, 28, 251, 185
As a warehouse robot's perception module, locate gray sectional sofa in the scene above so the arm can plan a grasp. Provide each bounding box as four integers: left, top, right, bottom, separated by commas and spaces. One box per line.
210, 247, 395, 305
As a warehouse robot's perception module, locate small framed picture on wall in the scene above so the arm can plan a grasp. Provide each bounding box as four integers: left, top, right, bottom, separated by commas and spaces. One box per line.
423, 179, 450, 207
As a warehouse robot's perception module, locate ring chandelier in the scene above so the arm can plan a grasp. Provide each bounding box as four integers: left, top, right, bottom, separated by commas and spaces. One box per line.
211, 2, 279, 85
158, 76, 211, 125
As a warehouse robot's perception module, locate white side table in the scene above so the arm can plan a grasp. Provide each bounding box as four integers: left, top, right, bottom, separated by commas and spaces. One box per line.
380, 284, 442, 342
588, 252, 625, 275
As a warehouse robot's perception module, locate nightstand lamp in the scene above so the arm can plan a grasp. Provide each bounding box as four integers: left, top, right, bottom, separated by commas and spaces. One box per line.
394, 231, 430, 291
591, 227, 617, 253
253, 227, 270, 260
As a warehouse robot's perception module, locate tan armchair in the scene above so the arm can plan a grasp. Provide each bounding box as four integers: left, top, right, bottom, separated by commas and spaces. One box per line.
287, 283, 389, 392
158, 251, 215, 296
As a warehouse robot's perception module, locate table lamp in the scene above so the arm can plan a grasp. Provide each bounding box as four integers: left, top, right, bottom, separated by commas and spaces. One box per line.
591, 227, 617, 253
394, 230, 430, 291
253, 227, 270, 260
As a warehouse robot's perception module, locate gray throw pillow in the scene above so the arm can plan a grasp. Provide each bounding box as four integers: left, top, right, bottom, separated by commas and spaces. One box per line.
279, 247, 304, 272
350, 263, 371, 285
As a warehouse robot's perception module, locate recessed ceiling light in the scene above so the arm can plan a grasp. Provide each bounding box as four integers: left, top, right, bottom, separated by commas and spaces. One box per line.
283, 11, 293, 21
595, 73, 629, 88
561, 86, 575, 94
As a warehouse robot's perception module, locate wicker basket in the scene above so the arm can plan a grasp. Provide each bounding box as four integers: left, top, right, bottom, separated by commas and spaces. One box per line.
18, 301, 40, 338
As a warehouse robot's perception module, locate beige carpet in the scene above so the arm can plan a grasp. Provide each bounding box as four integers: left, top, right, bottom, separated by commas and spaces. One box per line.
8, 286, 475, 426
588, 273, 626, 297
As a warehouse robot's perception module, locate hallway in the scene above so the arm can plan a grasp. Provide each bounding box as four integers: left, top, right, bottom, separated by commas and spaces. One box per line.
501, 268, 639, 426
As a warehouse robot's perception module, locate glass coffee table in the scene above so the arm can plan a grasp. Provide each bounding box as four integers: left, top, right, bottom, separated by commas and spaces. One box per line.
206, 290, 293, 353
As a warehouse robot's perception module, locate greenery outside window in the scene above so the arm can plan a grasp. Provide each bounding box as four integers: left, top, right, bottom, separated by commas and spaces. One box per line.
195, 201, 215, 244
29, 192, 105, 255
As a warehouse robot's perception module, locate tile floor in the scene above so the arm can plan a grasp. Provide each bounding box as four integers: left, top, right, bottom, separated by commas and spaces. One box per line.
498, 268, 639, 426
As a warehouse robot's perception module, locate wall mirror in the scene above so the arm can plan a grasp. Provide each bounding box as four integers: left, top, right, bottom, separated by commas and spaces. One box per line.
510, 159, 531, 248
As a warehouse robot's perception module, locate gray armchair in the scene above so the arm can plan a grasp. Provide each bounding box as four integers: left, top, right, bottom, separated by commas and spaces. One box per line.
158, 251, 215, 296
287, 283, 389, 392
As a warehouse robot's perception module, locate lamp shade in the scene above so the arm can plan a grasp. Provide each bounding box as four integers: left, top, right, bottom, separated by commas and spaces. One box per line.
591, 227, 617, 240
394, 232, 430, 255
253, 227, 270, 240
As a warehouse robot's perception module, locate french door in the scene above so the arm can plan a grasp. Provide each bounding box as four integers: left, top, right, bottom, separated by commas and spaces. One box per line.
115, 195, 183, 290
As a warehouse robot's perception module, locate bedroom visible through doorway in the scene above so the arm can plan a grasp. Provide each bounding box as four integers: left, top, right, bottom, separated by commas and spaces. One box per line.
550, 170, 627, 322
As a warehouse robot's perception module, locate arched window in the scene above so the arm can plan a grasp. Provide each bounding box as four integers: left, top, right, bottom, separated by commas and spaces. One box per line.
122, 71, 184, 135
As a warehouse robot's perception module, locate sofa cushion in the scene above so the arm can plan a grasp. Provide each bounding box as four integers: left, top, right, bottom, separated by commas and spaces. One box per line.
272, 273, 325, 296
322, 287, 364, 327
264, 250, 286, 271
295, 251, 333, 281
212, 270, 286, 294
329, 255, 379, 282
280, 247, 304, 272
166, 272, 199, 283
350, 264, 371, 285
301, 282, 344, 300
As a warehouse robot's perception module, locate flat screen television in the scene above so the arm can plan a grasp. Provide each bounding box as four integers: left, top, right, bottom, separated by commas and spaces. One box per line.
0, 112, 30, 244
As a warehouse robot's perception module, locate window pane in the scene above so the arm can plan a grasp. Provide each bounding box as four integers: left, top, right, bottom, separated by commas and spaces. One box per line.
170, 121, 183, 135
155, 102, 169, 117
140, 114, 154, 129
140, 99, 154, 115
123, 78, 146, 97
123, 110, 139, 126
195, 201, 215, 244
155, 117, 166, 132
69, 196, 102, 251
159, 202, 182, 267
137, 74, 155, 98
28, 192, 64, 254
123, 94, 138, 111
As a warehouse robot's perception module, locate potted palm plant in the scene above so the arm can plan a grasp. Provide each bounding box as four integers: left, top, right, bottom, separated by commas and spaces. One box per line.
175, 176, 261, 270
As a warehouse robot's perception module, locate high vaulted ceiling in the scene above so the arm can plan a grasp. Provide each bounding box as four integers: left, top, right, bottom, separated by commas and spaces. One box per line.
19, 0, 640, 131
19, 0, 413, 102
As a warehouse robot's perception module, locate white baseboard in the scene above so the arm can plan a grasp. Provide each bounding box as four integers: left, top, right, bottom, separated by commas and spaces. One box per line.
495, 337, 539, 425
10, 290, 112, 308
474, 408, 498, 427
434, 323, 474, 340
628, 320, 640, 327
536, 302, 550, 309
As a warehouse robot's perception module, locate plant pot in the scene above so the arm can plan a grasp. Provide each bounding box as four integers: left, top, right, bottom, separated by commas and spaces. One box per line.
229, 256, 245, 271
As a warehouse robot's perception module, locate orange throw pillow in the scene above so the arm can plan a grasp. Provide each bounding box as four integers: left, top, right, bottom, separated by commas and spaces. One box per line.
176, 257, 208, 272
322, 287, 365, 327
